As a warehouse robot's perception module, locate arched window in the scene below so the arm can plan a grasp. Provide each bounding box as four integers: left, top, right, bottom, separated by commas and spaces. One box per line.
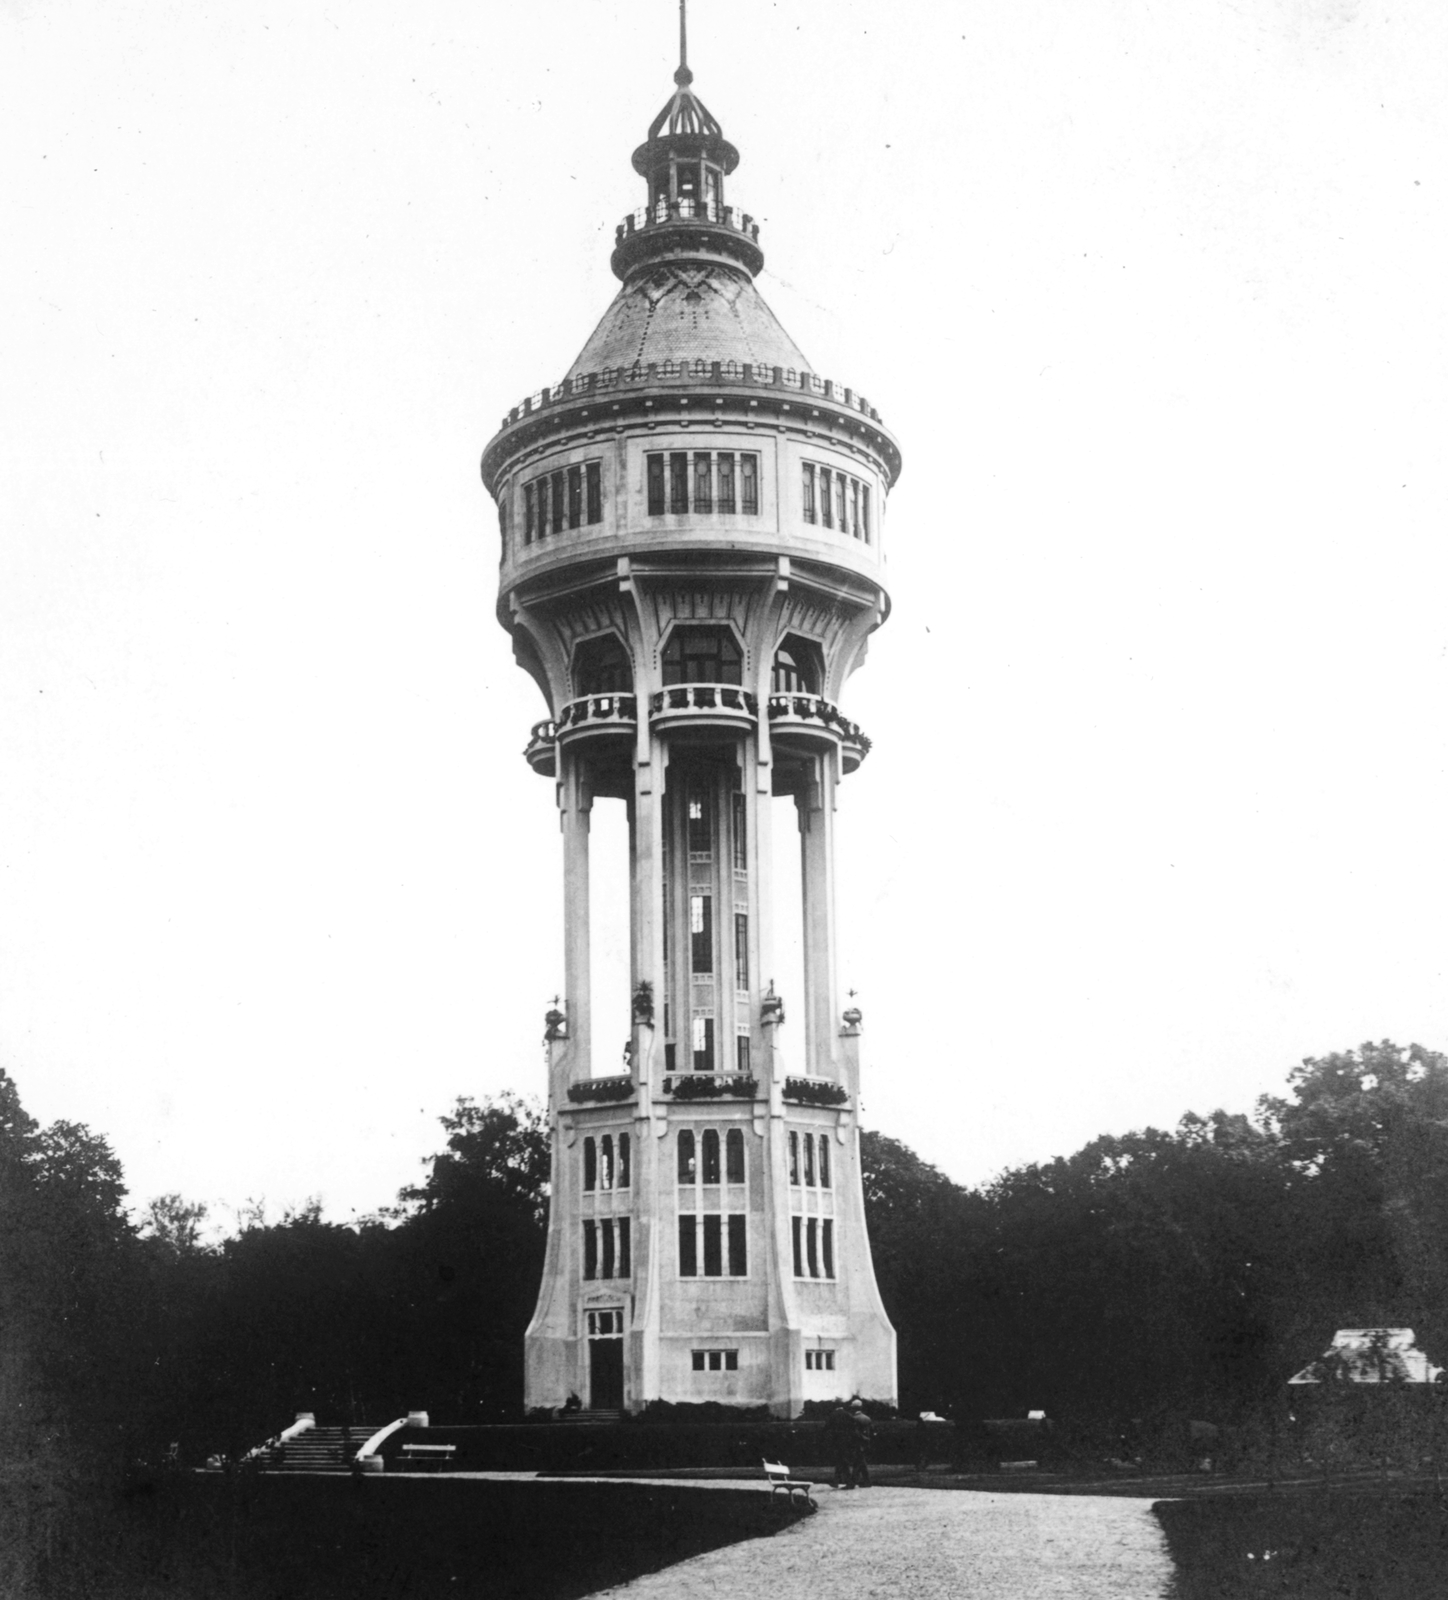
818, 1134, 831, 1190
678, 1129, 696, 1184
618, 1131, 631, 1189
771, 635, 822, 694
702, 1129, 721, 1185
574, 633, 632, 696
725, 1128, 745, 1184
662, 627, 742, 686
600, 1134, 614, 1191
788, 1131, 800, 1186
583, 1137, 597, 1192
804, 1133, 816, 1187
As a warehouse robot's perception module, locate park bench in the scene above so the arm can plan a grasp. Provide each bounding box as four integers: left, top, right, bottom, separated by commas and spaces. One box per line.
399, 1442, 457, 1471
762, 1458, 815, 1510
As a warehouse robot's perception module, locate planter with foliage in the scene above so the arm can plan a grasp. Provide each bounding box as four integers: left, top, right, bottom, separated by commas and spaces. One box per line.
782, 1077, 849, 1108
663, 1074, 759, 1101
566, 1076, 635, 1105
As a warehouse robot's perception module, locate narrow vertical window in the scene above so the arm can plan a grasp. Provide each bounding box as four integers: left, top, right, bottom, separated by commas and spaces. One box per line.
724, 1349, 739, 1370
708, 1350, 722, 1371
789, 1131, 800, 1185
741, 453, 758, 515
618, 1131, 631, 1188
822, 1218, 835, 1279
734, 913, 748, 991
730, 792, 747, 872
567, 464, 583, 529
806, 1217, 820, 1278
818, 1136, 830, 1190
691, 1015, 715, 1073
583, 1220, 598, 1280
647, 453, 665, 515
600, 1134, 613, 1191
688, 783, 712, 854
702, 1128, 721, 1185
536, 476, 549, 538
717, 452, 736, 513
801, 462, 817, 524
850, 478, 861, 539
702, 1214, 723, 1277
791, 1215, 803, 1278
524, 481, 537, 543
820, 467, 833, 529
586, 460, 602, 524
678, 1130, 696, 1183
583, 1137, 597, 1192
618, 1217, 631, 1277
692, 1350, 706, 1371
804, 1132, 816, 1187
601, 1217, 616, 1279
679, 1215, 698, 1276
735, 1035, 751, 1075
861, 485, 870, 543
725, 1127, 744, 1184
550, 469, 566, 535
727, 1213, 747, 1275
690, 894, 713, 973
836, 473, 847, 532
669, 452, 689, 513
693, 452, 713, 512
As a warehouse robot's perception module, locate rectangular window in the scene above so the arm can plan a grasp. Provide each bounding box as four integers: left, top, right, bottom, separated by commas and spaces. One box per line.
717, 452, 736, 513
850, 478, 861, 539
806, 1217, 820, 1278
583, 1220, 597, 1281
536, 476, 549, 538
586, 461, 602, 524
730, 791, 747, 872
702, 1130, 721, 1185
618, 1216, 631, 1277
836, 473, 847, 532
567, 464, 583, 529
727, 1213, 747, 1276
820, 467, 833, 529
524, 481, 537, 543
804, 1132, 816, 1187
692, 1015, 715, 1073
734, 912, 748, 991
690, 894, 713, 973
702, 1213, 723, 1277
801, 462, 817, 524
791, 1215, 803, 1278
789, 1131, 800, 1185
583, 1137, 596, 1191
618, 1132, 631, 1188
736, 1034, 751, 1075
861, 485, 870, 542
740, 453, 758, 515
805, 1350, 836, 1371
679, 1214, 697, 1276
822, 1218, 835, 1279
725, 1349, 738, 1370
693, 452, 713, 512
550, 469, 566, 535
669, 452, 689, 513
725, 1127, 745, 1184
647, 453, 665, 515
692, 1350, 706, 1371
601, 1218, 615, 1279
818, 1136, 830, 1190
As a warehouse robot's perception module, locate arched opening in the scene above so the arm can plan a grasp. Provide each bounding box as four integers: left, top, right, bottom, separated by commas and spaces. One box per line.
662, 626, 742, 686
771, 635, 823, 694
573, 633, 633, 696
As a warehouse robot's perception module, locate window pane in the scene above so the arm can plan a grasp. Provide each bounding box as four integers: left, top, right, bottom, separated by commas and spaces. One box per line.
727, 1212, 747, 1275
586, 461, 602, 524
647, 453, 665, 515
702, 1128, 720, 1185
601, 1217, 615, 1279
725, 1349, 738, 1371
567, 464, 583, 529
618, 1217, 631, 1277
693, 452, 713, 512
730, 792, 747, 871
725, 1127, 744, 1184
734, 912, 748, 990
584, 1137, 596, 1191
717, 452, 736, 513
690, 895, 712, 973
708, 1350, 721, 1371
600, 1134, 613, 1191
820, 468, 833, 529
836, 474, 847, 531
735, 1035, 751, 1075
861, 485, 870, 542
688, 782, 712, 853
822, 1218, 835, 1279
741, 453, 758, 514
551, 470, 565, 535
524, 482, 536, 542
850, 478, 860, 538
806, 1217, 819, 1278
691, 1015, 715, 1073
804, 1132, 815, 1187
802, 462, 816, 523
702, 1213, 723, 1276
818, 1136, 830, 1189
678, 1130, 696, 1183
791, 1215, 803, 1277
669, 452, 689, 513
618, 1131, 631, 1188
583, 1220, 597, 1280
789, 1131, 800, 1185
679, 1214, 697, 1276
692, 1350, 706, 1371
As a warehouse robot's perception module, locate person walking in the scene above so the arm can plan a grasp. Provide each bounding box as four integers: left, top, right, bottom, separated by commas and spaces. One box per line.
825, 1402, 854, 1489
847, 1398, 874, 1488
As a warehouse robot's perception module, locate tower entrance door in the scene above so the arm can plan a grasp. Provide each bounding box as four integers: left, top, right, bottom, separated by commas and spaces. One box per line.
586, 1308, 625, 1409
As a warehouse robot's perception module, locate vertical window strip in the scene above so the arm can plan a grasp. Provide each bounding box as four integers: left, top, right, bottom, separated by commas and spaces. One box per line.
618, 1131, 631, 1188
583, 1219, 598, 1280
600, 1134, 614, 1190
583, 1137, 596, 1192
691, 1015, 715, 1072
679, 1214, 697, 1276
789, 1131, 800, 1185
836, 473, 847, 532
585, 461, 602, 524
801, 462, 816, 524
861, 485, 871, 542
804, 1132, 816, 1187
741, 453, 758, 515
678, 1129, 696, 1184
690, 894, 713, 974
791, 1215, 803, 1278
818, 1136, 830, 1190
601, 1218, 615, 1278
647, 453, 665, 515
820, 468, 833, 529
567, 464, 583, 529
618, 1217, 631, 1277
702, 1128, 721, 1185
669, 452, 689, 513
702, 1214, 723, 1277
524, 482, 536, 543
725, 1127, 744, 1184
550, 469, 565, 535
822, 1218, 835, 1279
734, 912, 748, 991
693, 452, 713, 512
717, 452, 736, 513
727, 1212, 747, 1275
806, 1216, 820, 1278
736, 1035, 751, 1075
850, 478, 861, 538
730, 791, 747, 872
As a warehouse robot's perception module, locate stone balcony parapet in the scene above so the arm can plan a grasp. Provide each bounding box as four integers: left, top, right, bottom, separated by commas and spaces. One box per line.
767, 693, 872, 772
661, 1073, 759, 1101
611, 197, 763, 279
565, 1076, 635, 1106
648, 683, 758, 733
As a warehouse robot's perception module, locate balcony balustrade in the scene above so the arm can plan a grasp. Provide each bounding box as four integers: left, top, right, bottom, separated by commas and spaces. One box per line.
615, 196, 760, 241
648, 682, 758, 732
766, 693, 872, 772
662, 1073, 759, 1101
557, 692, 637, 740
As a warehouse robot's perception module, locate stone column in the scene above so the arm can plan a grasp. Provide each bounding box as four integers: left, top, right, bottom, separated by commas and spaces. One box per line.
559, 750, 593, 1081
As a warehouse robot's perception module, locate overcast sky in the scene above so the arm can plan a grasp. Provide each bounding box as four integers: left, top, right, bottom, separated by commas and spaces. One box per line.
3, 0, 1446, 1227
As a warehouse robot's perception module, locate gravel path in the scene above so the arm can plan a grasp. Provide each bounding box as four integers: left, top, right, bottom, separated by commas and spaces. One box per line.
582, 1485, 1175, 1600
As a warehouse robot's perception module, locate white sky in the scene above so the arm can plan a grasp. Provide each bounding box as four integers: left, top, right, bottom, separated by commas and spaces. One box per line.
2, 0, 1446, 1226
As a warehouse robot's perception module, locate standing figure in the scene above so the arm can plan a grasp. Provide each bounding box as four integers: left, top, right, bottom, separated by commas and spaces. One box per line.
848, 1398, 874, 1488
825, 1403, 855, 1489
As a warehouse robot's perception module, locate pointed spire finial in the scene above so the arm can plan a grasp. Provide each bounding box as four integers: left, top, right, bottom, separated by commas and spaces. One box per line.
675, 0, 693, 86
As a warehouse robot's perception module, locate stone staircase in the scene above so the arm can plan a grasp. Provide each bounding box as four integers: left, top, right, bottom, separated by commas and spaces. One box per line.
273, 1424, 382, 1472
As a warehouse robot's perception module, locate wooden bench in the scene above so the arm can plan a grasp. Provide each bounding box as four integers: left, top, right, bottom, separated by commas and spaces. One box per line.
762, 1458, 815, 1510
399, 1443, 457, 1471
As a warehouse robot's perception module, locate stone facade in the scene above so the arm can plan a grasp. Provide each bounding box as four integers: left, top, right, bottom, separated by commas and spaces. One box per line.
480, 42, 901, 1418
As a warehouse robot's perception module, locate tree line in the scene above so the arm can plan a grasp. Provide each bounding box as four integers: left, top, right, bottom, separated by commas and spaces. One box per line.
4, 1040, 1447, 1475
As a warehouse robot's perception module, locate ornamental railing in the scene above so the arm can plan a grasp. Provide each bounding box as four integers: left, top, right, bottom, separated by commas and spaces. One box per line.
662, 1073, 759, 1100
556, 693, 638, 733
767, 694, 871, 755
498, 359, 882, 431
616, 197, 760, 239
566, 1076, 635, 1105
649, 684, 758, 718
